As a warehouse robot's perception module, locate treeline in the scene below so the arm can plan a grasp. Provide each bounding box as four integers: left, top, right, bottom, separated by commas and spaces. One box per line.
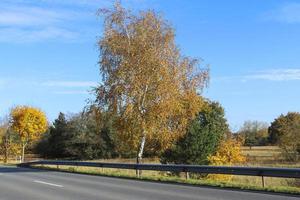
1, 104, 298, 163
236, 112, 300, 161
35, 106, 300, 163
35, 100, 241, 166
36, 107, 117, 160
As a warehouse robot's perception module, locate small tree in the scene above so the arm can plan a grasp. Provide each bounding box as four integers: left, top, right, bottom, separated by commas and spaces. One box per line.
207, 136, 246, 181
268, 112, 300, 161
0, 116, 21, 163
10, 106, 48, 162
96, 2, 209, 164
208, 137, 246, 166
160, 100, 228, 165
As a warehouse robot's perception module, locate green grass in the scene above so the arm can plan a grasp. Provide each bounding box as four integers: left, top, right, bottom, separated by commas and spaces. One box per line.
31, 164, 300, 195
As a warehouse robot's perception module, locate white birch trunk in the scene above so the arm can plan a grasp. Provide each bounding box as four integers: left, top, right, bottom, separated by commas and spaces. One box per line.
21, 142, 27, 163
136, 134, 146, 177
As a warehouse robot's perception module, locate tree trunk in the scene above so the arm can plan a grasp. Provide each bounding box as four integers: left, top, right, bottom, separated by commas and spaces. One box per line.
136, 135, 146, 177
4, 134, 9, 163
21, 142, 27, 163
4, 144, 8, 163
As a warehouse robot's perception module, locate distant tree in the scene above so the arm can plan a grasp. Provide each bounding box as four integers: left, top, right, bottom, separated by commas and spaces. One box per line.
95, 2, 209, 165
160, 101, 228, 165
10, 106, 48, 162
268, 112, 300, 161
238, 121, 269, 147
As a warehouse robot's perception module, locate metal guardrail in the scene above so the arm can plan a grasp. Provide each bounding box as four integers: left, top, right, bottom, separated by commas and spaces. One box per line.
18, 160, 300, 179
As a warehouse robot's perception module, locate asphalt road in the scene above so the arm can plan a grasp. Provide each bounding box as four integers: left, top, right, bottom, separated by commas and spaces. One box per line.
0, 165, 299, 200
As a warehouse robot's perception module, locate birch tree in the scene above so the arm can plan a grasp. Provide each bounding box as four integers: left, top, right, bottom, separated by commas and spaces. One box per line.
96, 2, 209, 164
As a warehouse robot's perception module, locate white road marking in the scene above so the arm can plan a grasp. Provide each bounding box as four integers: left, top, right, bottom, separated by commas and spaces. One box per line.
33, 180, 64, 188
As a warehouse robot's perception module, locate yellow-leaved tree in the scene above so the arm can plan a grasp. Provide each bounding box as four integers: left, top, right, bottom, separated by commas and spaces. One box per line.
0, 124, 22, 163
10, 106, 48, 162
207, 136, 246, 181
95, 2, 209, 164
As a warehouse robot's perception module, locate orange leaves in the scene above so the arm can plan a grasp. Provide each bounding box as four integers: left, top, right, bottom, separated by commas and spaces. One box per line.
10, 106, 48, 143
96, 3, 209, 154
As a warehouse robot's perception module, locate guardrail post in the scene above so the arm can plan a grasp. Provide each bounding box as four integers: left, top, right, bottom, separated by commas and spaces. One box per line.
185, 172, 189, 180
136, 167, 140, 178
261, 176, 265, 188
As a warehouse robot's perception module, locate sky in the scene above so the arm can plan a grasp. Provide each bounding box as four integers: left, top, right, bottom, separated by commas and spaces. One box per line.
0, 0, 300, 131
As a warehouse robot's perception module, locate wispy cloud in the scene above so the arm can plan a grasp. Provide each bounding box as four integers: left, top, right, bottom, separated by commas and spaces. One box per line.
43, 81, 98, 87
0, 3, 93, 43
246, 69, 300, 81
214, 69, 300, 83
0, 6, 72, 27
42, 0, 111, 7
0, 27, 78, 43
264, 3, 300, 24
0, 0, 156, 43
53, 90, 90, 95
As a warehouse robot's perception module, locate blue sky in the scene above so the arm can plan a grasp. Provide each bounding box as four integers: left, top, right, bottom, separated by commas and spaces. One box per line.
0, 0, 300, 130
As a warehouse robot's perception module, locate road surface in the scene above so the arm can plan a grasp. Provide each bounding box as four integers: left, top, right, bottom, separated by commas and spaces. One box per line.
0, 165, 298, 200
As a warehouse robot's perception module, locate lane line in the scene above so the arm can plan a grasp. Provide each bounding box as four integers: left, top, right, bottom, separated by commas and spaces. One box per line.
33, 180, 64, 188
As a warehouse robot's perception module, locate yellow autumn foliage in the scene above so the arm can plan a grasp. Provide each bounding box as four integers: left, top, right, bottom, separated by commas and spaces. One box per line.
10, 106, 48, 161
11, 106, 48, 143
207, 137, 246, 181
97, 2, 209, 159
0, 120, 22, 162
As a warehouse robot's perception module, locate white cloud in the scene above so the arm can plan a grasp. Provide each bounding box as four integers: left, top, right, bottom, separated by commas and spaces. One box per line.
0, 6, 71, 27
213, 69, 300, 83
0, 0, 156, 43
264, 3, 300, 24
41, 0, 111, 7
246, 69, 300, 81
0, 27, 78, 43
43, 81, 98, 87
0, 3, 92, 43
53, 90, 89, 95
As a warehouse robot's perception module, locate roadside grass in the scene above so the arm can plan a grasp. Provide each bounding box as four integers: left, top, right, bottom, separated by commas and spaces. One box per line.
32, 164, 300, 195
0, 160, 19, 166
5, 146, 300, 194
